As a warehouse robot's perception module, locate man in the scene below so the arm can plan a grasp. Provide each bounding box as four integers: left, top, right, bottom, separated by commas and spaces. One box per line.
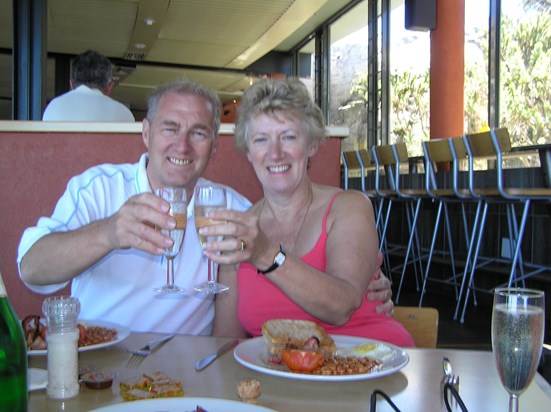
19, 78, 392, 335
42, 50, 135, 121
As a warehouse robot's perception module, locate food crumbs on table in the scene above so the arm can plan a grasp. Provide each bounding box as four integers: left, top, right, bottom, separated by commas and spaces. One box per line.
119, 371, 184, 401
237, 378, 262, 404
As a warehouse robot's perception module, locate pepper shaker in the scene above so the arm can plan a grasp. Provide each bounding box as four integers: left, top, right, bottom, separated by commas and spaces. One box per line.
42, 296, 81, 399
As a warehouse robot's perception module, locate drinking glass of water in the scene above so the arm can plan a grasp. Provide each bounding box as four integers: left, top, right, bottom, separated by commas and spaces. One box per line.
491, 287, 545, 412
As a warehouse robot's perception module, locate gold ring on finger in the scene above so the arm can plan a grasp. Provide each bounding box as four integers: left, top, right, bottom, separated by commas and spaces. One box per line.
239, 239, 247, 252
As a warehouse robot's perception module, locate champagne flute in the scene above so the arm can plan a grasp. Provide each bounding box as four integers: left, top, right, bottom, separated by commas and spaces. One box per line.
491, 287, 545, 412
193, 183, 229, 294
154, 187, 187, 297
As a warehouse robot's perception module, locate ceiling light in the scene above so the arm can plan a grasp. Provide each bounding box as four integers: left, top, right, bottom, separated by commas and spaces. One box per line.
134, 43, 147, 49
144, 18, 156, 26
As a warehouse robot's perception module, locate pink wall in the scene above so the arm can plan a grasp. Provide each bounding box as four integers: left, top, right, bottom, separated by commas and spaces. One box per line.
0, 131, 341, 317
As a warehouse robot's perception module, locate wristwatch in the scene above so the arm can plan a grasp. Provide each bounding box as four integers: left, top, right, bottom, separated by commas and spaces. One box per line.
257, 245, 286, 275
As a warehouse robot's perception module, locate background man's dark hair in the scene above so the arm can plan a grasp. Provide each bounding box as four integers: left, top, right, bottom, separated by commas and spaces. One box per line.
71, 50, 113, 90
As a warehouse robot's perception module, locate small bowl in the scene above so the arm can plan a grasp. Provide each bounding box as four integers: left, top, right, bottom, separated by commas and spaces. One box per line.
81, 371, 115, 390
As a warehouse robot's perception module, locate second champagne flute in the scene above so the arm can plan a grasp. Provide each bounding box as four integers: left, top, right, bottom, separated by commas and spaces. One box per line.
492, 287, 545, 412
154, 187, 187, 297
194, 183, 229, 294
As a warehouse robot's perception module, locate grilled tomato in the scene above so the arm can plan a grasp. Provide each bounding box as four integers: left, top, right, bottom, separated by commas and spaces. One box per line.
281, 349, 325, 373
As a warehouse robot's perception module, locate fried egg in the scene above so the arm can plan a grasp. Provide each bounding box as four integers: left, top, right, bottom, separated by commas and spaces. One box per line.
335, 342, 395, 362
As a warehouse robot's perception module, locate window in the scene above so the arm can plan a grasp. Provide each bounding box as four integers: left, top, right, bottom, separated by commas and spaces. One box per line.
328, 1, 368, 152
388, 0, 430, 156
464, 0, 490, 134
297, 38, 316, 101
500, 0, 550, 146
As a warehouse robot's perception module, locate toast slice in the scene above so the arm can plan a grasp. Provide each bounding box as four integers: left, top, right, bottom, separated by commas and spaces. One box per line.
262, 319, 336, 355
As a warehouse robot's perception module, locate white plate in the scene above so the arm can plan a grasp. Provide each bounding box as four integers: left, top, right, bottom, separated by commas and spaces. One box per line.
89, 397, 277, 411
26, 319, 130, 356
28, 368, 48, 391
233, 335, 409, 382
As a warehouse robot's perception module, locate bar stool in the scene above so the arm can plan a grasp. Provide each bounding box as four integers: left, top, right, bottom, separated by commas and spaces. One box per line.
419, 137, 482, 307
456, 127, 551, 323
372, 142, 429, 302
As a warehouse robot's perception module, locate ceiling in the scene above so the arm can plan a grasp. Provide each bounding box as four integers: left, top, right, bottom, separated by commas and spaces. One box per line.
0, 0, 354, 119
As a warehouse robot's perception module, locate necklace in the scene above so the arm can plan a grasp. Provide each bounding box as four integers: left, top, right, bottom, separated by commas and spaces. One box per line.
260, 183, 313, 253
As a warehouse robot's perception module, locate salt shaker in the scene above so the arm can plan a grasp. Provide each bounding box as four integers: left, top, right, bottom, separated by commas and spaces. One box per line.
42, 296, 81, 399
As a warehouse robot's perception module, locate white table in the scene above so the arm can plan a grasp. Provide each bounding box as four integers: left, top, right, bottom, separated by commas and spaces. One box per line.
28, 333, 551, 411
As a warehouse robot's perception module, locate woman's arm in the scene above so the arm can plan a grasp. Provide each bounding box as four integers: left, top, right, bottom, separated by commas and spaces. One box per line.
263, 190, 379, 324
212, 263, 248, 337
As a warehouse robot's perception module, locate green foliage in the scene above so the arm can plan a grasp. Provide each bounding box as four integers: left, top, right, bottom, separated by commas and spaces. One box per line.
500, 13, 551, 145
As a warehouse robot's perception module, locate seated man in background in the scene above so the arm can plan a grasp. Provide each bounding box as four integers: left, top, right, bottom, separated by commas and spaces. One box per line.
19, 78, 393, 335
42, 49, 135, 122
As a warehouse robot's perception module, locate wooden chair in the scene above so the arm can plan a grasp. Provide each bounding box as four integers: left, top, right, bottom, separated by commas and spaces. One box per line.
393, 306, 439, 348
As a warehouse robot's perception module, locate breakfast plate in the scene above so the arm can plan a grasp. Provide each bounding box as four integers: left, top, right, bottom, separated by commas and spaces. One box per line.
26, 319, 130, 356
233, 335, 409, 382
89, 397, 277, 411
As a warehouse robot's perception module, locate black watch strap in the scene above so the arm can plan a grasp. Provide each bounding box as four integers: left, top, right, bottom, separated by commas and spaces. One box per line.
257, 245, 286, 275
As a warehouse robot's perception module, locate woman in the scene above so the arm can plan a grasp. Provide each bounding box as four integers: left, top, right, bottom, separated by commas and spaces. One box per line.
204, 78, 414, 347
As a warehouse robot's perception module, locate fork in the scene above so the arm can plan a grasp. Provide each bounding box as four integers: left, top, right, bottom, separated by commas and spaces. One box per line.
441, 357, 460, 391
126, 334, 175, 368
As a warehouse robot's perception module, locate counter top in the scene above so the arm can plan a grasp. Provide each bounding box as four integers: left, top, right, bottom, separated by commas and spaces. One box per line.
0, 121, 349, 137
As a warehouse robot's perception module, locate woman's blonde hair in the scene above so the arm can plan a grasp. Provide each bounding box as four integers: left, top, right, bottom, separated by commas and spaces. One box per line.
234, 77, 326, 151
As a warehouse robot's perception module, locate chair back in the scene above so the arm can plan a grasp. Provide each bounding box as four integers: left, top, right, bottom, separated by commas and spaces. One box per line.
422, 138, 452, 198
464, 127, 511, 158
341, 150, 361, 190
423, 137, 469, 199
393, 306, 439, 348
341, 149, 376, 191
463, 127, 512, 199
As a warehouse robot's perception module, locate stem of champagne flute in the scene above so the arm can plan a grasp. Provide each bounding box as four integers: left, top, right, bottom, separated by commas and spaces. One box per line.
207, 257, 213, 284
167, 257, 174, 287
509, 394, 519, 412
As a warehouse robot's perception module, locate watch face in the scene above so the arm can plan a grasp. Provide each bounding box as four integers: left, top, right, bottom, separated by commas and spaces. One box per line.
274, 252, 286, 266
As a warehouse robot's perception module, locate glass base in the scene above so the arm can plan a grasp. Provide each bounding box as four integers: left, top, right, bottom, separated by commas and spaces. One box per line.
194, 282, 229, 294
154, 284, 188, 299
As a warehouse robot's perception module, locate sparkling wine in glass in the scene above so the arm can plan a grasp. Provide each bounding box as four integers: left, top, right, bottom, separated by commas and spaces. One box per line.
492, 287, 545, 412
193, 183, 229, 294
154, 187, 187, 297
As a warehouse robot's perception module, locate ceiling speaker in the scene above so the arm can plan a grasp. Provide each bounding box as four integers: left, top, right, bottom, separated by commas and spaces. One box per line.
405, 0, 436, 32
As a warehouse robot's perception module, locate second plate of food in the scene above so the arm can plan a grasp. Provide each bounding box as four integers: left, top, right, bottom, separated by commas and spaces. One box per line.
27, 319, 130, 356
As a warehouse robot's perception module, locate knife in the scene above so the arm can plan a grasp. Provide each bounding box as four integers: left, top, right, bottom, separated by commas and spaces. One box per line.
195, 339, 240, 371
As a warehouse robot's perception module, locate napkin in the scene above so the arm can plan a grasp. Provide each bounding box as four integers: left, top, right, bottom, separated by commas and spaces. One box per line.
28, 368, 48, 391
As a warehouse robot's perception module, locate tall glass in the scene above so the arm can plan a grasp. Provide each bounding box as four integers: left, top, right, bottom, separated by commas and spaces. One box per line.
491, 287, 545, 412
154, 187, 187, 297
193, 183, 229, 294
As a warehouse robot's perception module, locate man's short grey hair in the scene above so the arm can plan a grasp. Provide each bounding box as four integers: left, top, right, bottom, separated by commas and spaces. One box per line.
234, 77, 326, 151
71, 50, 113, 90
146, 78, 222, 137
